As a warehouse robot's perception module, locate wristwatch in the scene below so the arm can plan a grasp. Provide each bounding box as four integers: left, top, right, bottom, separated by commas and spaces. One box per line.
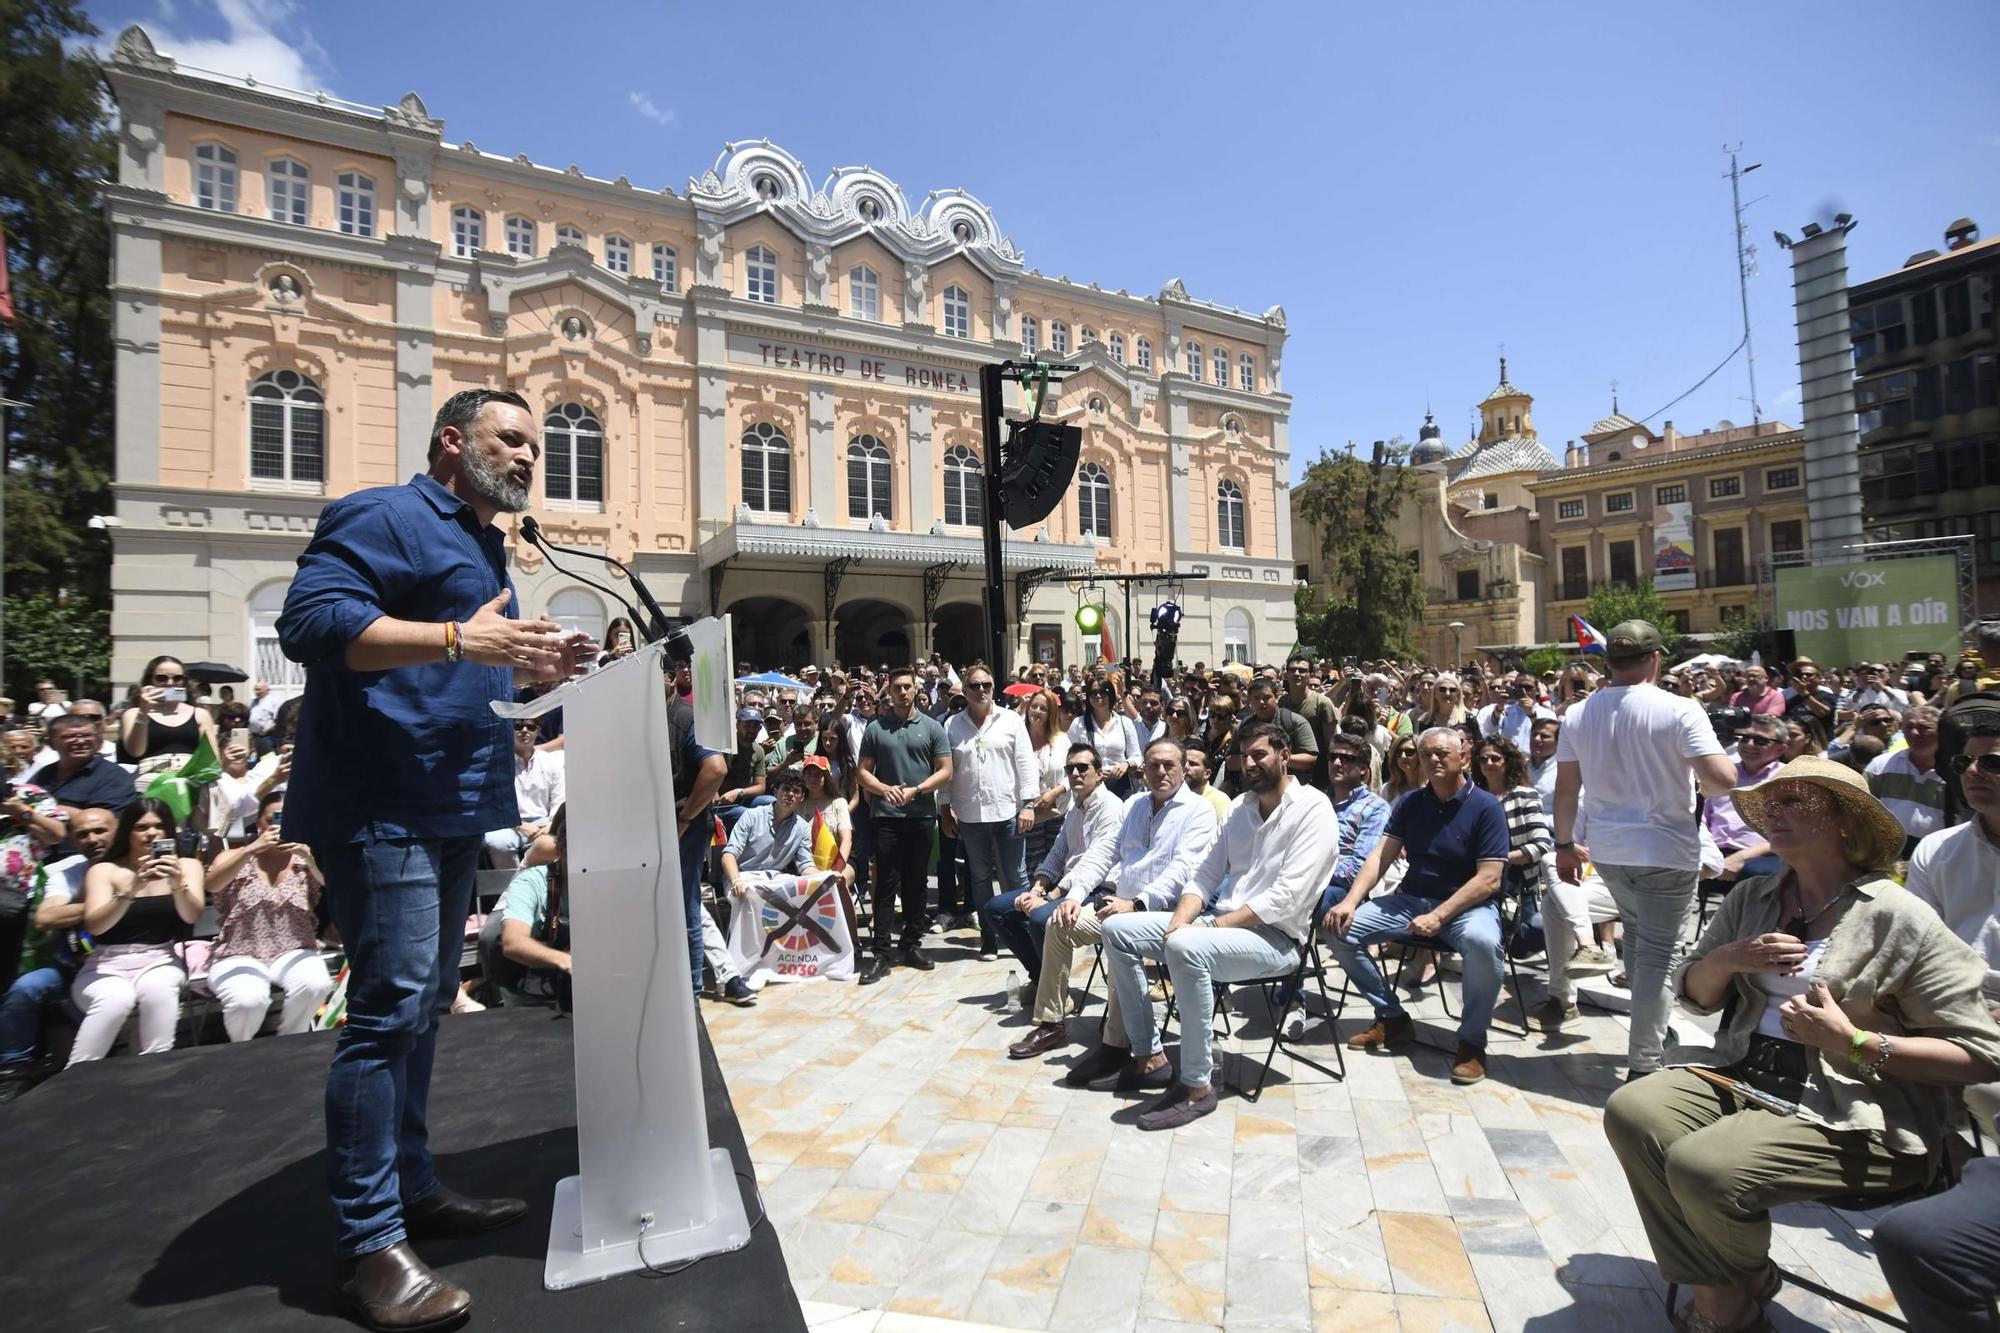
1555, 842, 1575, 851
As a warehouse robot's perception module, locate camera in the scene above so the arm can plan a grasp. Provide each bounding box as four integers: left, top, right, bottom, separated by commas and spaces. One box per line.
150, 836, 176, 859
1706, 705, 1752, 746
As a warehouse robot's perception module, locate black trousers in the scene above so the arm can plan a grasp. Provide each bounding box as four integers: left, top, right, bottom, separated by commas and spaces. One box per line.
870, 817, 935, 953
1874, 1155, 2000, 1330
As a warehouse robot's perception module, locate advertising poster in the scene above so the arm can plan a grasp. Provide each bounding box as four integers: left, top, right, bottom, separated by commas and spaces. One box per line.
1774, 556, 1960, 663
1653, 501, 1696, 591
724, 870, 855, 983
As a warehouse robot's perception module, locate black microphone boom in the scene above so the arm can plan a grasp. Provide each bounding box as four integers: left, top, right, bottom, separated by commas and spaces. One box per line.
520, 515, 672, 643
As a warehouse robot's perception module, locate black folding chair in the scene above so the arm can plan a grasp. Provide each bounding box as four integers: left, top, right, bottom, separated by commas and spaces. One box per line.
1222, 934, 1346, 1101
1363, 886, 1534, 1040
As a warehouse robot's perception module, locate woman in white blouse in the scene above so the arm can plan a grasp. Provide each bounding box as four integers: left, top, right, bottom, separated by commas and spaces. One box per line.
1068, 681, 1142, 798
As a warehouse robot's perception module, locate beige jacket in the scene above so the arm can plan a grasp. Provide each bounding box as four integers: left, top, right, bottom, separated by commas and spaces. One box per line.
1672, 869, 2000, 1157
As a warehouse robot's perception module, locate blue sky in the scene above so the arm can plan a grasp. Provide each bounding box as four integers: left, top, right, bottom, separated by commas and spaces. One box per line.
88, 0, 2000, 479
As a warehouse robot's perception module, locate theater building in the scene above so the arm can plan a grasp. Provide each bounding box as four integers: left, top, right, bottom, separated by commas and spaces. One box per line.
100, 26, 1298, 691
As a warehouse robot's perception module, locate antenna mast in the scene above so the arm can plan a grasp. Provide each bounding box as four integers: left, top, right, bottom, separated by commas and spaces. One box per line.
1725, 145, 1763, 423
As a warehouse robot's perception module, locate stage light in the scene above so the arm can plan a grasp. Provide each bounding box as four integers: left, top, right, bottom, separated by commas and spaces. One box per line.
1076, 602, 1104, 634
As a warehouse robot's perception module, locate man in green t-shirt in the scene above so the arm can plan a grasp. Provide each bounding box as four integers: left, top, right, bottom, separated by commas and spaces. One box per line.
857, 666, 952, 984
715, 709, 771, 834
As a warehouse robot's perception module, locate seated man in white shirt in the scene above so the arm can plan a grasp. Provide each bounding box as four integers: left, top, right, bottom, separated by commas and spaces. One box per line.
1906, 721, 2000, 1128
1007, 737, 1218, 1075
980, 743, 1125, 995
483, 720, 566, 867
1098, 722, 1341, 1129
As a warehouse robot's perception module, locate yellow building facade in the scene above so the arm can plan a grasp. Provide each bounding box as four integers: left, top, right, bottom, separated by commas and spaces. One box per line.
101, 26, 1298, 689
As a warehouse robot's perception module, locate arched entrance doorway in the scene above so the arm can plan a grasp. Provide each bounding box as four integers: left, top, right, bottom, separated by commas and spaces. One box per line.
726, 596, 813, 670
835, 599, 911, 670
932, 602, 985, 668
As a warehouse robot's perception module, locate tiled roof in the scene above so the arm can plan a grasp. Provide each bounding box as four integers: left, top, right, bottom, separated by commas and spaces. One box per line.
1478, 377, 1526, 405
1589, 412, 1642, 437
1451, 435, 1563, 481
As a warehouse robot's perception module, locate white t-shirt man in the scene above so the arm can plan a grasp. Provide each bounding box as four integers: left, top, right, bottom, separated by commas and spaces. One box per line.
1554, 682, 1723, 870
1906, 820, 2000, 1002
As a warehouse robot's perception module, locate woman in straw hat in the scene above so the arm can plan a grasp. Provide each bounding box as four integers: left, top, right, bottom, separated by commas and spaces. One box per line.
1603, 755, 2000, 1333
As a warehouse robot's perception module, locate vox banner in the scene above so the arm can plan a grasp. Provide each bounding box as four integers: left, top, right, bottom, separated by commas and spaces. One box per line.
1775, 556, 1959, 663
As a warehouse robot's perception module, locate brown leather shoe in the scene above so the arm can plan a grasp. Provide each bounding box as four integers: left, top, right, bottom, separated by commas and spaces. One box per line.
1450, 1041, 1487, 1085
336, 1241, 471, 1332
1347, 1015, 1414, 1050
1007, 1022, 1069, 1060
404, 1183, 528, 1240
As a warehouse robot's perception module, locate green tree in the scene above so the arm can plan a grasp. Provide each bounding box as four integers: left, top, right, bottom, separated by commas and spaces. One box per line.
1521, 645, 1572, 677
1584, 579, 1683, 659
1714, 608, 1772, 661
3, 591, 108, 699
1, 0, 118, 619
1294, 440, 1424, 660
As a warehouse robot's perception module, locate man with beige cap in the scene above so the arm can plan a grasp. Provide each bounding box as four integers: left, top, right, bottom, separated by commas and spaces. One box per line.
1552, 620, 1739, 1076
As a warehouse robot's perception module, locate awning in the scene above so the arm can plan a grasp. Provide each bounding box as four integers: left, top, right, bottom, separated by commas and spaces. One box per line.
698, 519, 1099, 573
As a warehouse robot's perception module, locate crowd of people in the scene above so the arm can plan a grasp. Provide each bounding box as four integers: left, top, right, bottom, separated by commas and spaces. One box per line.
5, 617, 1999, 1328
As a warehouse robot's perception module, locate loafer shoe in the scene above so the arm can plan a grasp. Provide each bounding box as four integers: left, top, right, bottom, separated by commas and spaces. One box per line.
1137, 1085, 1218, 1131
404, 1184, 528, 1240
336, 1240, 471, 1332
1090, 1054, 1175, 1093
1007, 1023, 1069, 1060
858, 954, 893, 986
1449, 1041, 1487, 1086
1060, 1043, 1128, 1088
1535, 999, 1578, 1033
901, 946, 935, 972
1347, 1015, 1414, 1051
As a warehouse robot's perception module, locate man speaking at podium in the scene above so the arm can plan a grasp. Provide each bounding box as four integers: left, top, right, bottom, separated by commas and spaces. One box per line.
280, 388, 595, 1331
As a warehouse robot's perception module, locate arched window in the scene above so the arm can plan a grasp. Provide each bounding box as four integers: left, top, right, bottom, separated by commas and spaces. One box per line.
450, 206, 483, 257
943, 445, 982, 526
653, 244, 678, 291
1109, 333, 1126, 364
1222, 609, 1253, 664
941, 284, 971, 338
1216, 479, 1246, 550
603, 235, 632, 274
248, 369, 325, 489
1213, 346, 1229, 386
267, 157, 309, 226
336, 171, 374, 237
505, 215, 535, 257
1021, 315, 1039, 355
543, 402, 604, 507
1050, 321, 1069, 355
1080, 326, 1097, 346
744, 244, 778, 303
1136, 338, 1153, 371
849, 264, 879, 321
1077, 462, 1111, 540
248, 581, 304, 690
740, 422, 791, 514
555, 224, 585, 248
547, 589, 607, 646
1185, 339, 1203, 380
193, 142, 237, 211
847, 435, 892, 521
1238, 353, 1256, 392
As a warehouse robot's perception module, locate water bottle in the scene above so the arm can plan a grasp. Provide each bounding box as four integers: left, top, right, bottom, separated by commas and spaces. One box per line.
1001, 968, 1018, 1011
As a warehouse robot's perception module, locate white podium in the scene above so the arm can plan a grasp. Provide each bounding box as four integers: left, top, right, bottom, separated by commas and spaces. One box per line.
496, 631, 752, 1289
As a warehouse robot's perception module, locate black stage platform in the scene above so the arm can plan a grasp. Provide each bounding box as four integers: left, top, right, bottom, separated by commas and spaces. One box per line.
0, 1005, 801, 1332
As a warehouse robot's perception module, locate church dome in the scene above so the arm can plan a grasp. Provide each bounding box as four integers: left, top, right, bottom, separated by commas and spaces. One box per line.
1411, 411, 1447, 465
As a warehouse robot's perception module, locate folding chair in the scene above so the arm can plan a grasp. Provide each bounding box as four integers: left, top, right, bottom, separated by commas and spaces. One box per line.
1223, 934, 1346, 1101
1337, 887, 1534, 1040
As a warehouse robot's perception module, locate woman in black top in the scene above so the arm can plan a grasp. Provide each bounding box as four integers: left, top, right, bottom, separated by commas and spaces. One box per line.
118, 656, 219, 779
66, 798, 204, 1064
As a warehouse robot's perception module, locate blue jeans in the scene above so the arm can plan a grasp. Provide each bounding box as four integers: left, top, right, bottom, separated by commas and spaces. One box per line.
0, 965, 72, 1065
957, 819, 1027, 952
1325, 894, 1504, 1049
715, 793, 774, 834
678, 819, 712, 994
1102, 911, 1301, 1089
319, 835, 480, 1258
982, 888, 1060, 981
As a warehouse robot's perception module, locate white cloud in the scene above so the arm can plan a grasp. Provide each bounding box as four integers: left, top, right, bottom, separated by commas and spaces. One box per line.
142, 0, 332, 93
628, 91, 674, 127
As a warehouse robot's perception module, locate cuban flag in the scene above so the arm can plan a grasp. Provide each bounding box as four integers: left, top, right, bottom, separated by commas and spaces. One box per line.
1569, 614, 1608, 655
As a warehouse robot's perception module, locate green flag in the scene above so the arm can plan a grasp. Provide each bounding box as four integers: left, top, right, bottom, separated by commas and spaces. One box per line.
141, 733, 224, 822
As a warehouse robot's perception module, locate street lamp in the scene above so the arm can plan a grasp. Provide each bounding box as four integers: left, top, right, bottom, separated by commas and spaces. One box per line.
1448, 620, 1466, 668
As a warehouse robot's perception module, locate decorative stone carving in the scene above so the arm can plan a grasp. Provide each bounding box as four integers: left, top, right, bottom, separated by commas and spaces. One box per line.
1263, 304, 1287, 328
560, 316, 587, 341
269, 274, 300, 302
113, 25, 173, 70
384, 91, 441, 135
868, 514, 888, 532
803, 508, 821, 528
804, 242, 831, 305
735, 503, 754, 522
488, 315, 507, 335
1162, 277, 1188, 301
929, 519, 946, 535
696, 219, 725, 286
635, 333, 652, 355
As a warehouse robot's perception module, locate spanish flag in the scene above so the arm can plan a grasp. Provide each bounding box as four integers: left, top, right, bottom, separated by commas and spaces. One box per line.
811, 807, 844, 872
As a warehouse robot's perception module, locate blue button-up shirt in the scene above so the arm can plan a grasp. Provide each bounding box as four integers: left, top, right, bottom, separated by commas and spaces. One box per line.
1331, 785, 1391, 889
277, 475, 520, 847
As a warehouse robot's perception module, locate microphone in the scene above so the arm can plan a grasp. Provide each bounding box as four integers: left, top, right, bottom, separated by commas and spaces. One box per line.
519, 515, 673, 644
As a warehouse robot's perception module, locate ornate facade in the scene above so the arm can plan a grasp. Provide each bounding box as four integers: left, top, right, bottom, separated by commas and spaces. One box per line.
101, 26, 1298, 689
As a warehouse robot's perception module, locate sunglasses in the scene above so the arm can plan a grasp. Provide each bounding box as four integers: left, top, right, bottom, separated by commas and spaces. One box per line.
965, 681, 995, 692
513, 723, 541, 734
1739, 734, 1783, 746
1949, 753, 2000, 777
152, 673, 187, 684
1065, 762, 1098, 774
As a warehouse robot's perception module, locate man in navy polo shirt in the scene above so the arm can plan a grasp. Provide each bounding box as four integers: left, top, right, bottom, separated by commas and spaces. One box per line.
1322, 725, 1509, 1084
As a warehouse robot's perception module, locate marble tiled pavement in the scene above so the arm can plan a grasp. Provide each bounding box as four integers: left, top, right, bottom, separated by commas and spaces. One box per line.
705, 931, 1910, 1332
